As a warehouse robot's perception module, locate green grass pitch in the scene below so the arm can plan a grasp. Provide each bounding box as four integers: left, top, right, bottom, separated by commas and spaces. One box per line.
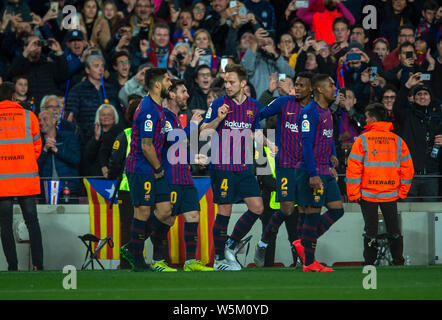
1, 265, 442, 300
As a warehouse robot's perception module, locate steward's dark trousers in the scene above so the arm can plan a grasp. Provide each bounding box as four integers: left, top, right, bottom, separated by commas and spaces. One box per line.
360, 200, 404, 265
0, 196, 43, 270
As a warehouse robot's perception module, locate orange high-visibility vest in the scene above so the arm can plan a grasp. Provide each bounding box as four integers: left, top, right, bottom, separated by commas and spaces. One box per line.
0, 100, 42, 197
346, 121, 414, 202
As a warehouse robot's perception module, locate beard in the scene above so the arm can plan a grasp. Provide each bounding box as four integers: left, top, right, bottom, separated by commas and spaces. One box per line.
177, 101, 187, 111
160, 86, 170, 99
228, 88, 241, 100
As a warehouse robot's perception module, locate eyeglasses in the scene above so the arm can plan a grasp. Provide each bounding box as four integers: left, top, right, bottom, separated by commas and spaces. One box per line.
193, 7, 206, 12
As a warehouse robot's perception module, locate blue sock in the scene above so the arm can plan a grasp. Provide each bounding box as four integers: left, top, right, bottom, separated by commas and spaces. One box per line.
184, 222, 199, 260
229, 210, 260, 248
130, 218, 146, 259
317, 208, 344, 238
302, 212, 320, 266
151, 223, 170, 261
213, 214, 230, 260
262, 210, 287, 243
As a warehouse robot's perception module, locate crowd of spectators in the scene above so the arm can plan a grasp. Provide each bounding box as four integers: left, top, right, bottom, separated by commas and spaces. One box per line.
0, 0, 440, 202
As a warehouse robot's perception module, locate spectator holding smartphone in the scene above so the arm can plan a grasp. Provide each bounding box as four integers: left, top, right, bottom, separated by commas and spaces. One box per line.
392, 72, 442, 202
190, 29, 220, 74
241, 27, 295, 98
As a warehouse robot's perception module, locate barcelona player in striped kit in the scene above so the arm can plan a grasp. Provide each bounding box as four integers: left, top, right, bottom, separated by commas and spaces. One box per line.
121, 68, 174, 272
200, 64, 277, 271
294, 74, 344, 272
151, 79, 213, 272
253, 72, 314, 267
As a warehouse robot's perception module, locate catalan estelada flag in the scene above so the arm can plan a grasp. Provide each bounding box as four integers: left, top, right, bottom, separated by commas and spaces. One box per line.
83, 178, 120, 259
168, 178, 217, 266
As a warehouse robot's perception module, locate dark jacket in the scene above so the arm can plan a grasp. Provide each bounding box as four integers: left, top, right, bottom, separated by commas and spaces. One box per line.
188, 85, 208, 111
393, 87, 442, 174
37, 130, 81, 194
200, 11, 232, 57
65, 79, 120, 145
82, 123, 125, 177
107, 130, 128, 180
7, 53, 70, 113
379, 1, 420, 50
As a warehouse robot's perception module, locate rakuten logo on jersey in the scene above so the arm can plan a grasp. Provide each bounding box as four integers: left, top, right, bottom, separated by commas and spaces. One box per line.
224, 120, 252, 129
323, 129, 333, 138
285, 122, 298, 132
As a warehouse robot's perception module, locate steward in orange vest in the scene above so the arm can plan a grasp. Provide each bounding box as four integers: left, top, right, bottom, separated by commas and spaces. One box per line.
346, 103, 414, 265
0, 99, 42, 196
0, 82, 43, 271
346, 117, 414, 203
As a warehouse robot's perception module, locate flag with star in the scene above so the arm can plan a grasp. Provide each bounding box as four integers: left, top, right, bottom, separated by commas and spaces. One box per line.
168, 178, 217, 266
83, 178, 120, 259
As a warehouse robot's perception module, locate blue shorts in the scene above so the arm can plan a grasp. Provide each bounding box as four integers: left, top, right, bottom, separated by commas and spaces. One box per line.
275, 167, 297, 203
295, 169, 342, 208
127, 173, 170, 207
210, 169, 262, 204
169, 184, 200, 216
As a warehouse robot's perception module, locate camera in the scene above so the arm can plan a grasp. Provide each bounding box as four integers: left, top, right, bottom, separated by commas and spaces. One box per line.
38, 40, 49, 47
347, 52, 361, 61
176, 53, 185, 61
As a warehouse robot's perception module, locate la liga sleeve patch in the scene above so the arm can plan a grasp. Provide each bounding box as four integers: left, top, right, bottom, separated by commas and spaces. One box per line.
301, 120, 310, 132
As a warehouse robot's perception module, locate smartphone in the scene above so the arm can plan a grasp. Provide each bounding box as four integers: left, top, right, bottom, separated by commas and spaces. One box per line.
278, 73, 286, 81
230, 0, 237, 8
339, 87, 346, 98
50, 1, 59, 13
405, 51, 413, 59
72, 14, 80, 28
420, 73, 431, 81
38, 39, 49, 47
347, 52, 361, 61
295, 0, 309, 8
239, 7, 247, 16
370, 66, 377, 81
221, 58, 229, 72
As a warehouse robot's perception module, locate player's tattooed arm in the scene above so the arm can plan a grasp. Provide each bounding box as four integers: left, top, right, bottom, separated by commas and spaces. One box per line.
142, 137, 163, 177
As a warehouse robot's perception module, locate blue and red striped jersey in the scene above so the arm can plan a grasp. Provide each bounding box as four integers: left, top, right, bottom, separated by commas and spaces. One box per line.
299, 101, 334, 177
162, 108, 193, 185
126, 94, 166, 174
259, 95, 309, 168
203, 95, 260, 171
